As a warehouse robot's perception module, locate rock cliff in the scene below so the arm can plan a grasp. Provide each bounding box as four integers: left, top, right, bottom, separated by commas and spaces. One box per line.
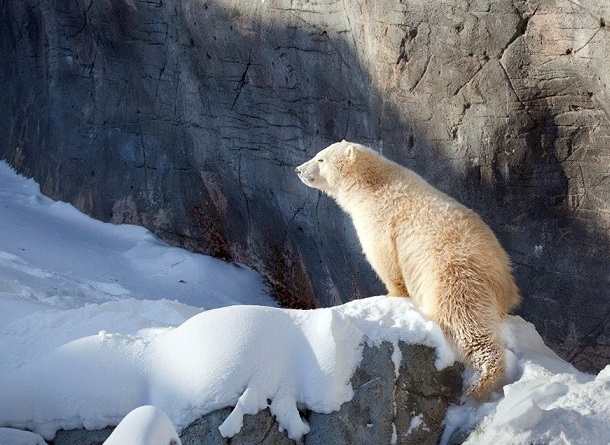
1, 0, 609, 372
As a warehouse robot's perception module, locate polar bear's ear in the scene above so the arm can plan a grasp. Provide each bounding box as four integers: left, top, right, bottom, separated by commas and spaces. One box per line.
345, 145, 357, 163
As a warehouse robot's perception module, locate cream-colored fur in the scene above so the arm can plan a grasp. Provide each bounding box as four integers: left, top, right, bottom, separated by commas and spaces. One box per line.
296, 140, 521, 399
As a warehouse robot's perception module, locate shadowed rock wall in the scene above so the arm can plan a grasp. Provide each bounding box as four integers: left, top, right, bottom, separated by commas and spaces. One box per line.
1, 0, 609, 372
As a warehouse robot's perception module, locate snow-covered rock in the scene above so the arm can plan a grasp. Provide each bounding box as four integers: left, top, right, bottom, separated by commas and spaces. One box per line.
48, 340, 463, 445
179, 341, 462, 445
0, 297, 457, 442
103, 406, 180, 445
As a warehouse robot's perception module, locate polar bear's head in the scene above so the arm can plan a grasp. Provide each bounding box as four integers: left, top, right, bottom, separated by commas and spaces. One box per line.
295, 140, 362, 195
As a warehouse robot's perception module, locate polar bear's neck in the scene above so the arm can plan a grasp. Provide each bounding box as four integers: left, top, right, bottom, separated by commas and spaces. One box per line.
331, 156, 454, 220
333, 162, 416, 211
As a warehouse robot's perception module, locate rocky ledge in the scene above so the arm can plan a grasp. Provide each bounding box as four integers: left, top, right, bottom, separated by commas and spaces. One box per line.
49, 342, 462, 445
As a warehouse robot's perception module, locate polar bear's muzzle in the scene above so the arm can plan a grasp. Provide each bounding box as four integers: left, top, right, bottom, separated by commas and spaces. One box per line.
295, 164, 315, 186
296, 159, 332, 193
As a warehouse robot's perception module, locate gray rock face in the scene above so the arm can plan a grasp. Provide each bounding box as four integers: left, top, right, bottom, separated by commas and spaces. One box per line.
51, 427, 113, 445
1, 0, 610, 371
180, 408, 294, 445
305, 343, 463, 445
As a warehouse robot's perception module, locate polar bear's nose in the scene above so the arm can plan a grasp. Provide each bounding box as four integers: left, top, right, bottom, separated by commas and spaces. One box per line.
295, 166, 301, 174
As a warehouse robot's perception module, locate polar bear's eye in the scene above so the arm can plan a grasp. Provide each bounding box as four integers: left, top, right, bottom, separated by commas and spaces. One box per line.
318, 158, 324, 163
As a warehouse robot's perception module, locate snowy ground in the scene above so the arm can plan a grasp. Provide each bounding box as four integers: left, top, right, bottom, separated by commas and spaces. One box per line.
1, 161, 610, 445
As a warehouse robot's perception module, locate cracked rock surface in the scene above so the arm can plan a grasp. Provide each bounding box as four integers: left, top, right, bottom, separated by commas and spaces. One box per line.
1, 0, 610, 372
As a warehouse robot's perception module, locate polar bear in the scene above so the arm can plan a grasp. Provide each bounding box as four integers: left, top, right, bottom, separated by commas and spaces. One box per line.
295, 140, 521, 399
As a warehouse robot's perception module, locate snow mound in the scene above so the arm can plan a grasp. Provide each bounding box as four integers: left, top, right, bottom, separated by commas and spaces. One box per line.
443, 316, 610, 445
0, 161, 275, 320
103, 406, 180, 445
0, 428, 47, 445
0, 297, 452, 441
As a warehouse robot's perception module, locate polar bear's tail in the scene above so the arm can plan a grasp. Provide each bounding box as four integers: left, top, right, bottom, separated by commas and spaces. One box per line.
461, 332, 506, 399
436, 301, 507, 400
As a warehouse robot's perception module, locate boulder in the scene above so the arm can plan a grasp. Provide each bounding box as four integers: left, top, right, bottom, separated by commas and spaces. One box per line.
180, 408, 293, 445
1, 0, 609, 372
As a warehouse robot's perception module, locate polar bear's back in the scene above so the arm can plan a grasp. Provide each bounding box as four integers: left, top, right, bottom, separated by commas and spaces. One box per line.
339, 144, 520, 316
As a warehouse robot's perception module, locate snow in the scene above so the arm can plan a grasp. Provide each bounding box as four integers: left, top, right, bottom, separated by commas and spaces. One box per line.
0, 428, 46, 445
0, 161, 273, 319
1, 161, 610, 445
103, 406, 180, 445
406, 413, 426, 436
442, 317, 610, 445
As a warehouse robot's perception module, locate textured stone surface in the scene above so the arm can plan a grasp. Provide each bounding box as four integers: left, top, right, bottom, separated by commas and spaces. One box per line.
180, 408, 294, 445
305, 342, 397, 445
51, 427, 113, 445
394, 344, 464, 445
1, 0, 610, 371
306, 342, 462, 445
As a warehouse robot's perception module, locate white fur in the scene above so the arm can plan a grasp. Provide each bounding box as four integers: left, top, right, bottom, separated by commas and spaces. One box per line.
296, 141, 521, 398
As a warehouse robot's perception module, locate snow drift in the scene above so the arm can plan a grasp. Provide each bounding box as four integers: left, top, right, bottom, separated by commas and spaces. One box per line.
0, 296, 454, 441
